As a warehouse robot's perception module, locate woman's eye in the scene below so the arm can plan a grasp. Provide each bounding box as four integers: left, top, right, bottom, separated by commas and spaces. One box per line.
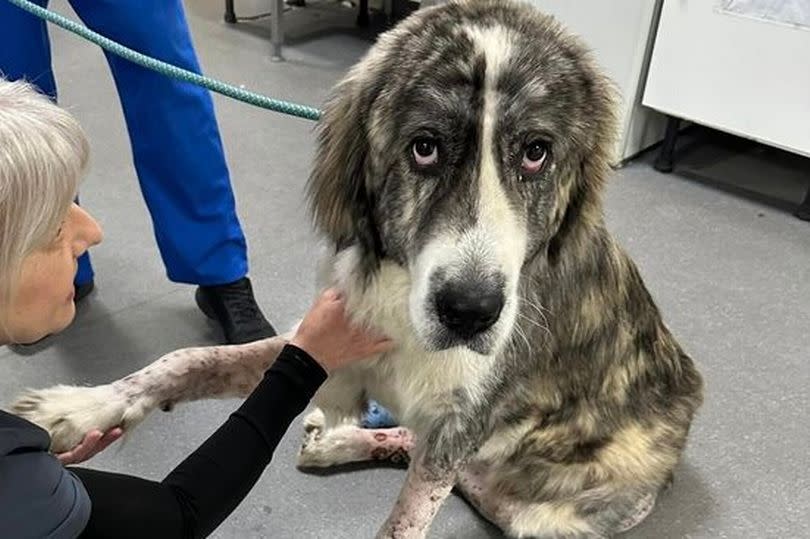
522, 140, 549, 174
412, 137, 439, 166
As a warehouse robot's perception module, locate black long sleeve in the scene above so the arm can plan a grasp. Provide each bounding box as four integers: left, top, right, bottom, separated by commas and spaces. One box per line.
72, 344, 327, 539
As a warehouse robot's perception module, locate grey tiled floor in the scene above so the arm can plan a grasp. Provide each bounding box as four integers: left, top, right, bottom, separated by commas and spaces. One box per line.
1, 1, 808, 537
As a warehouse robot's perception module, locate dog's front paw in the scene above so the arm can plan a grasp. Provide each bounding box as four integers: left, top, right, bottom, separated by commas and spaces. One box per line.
10, 384, 150, 453
297, 408, 372, 469
302, 407, 326, 434
297, 408, 334, 468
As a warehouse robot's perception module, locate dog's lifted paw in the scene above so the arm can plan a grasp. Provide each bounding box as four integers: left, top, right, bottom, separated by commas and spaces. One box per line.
303, 407, 326, 434
297, 408, 367, 469
298, 408, 330, 469
10, 384, 150, 453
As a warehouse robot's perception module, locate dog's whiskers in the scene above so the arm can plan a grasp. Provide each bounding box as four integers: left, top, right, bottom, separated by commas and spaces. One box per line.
512, 323, 534, 357
522, 297, 551, 316
521, 298, 551, 331
517, 312, 551, 339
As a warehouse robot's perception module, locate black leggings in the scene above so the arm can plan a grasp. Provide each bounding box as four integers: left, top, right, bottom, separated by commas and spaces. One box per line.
73, 345, 326, 539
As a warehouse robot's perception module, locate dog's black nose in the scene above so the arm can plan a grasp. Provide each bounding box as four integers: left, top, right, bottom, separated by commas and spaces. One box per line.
435, 282, 505, 339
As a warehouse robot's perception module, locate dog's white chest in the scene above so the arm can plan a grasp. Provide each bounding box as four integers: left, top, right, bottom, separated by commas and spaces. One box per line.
363, 342, 493, 429
328, 251, 495, 430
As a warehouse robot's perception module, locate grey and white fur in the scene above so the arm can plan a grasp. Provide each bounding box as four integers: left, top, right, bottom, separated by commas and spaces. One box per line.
10, 1, 703, 537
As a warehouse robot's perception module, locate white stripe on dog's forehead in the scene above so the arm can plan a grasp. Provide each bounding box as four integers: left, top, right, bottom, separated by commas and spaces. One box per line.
467, 25, 516, 220
467, 24, 527, 279
464, 25, 515, 84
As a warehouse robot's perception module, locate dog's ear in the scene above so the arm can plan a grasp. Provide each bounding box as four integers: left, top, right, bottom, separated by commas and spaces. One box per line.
576, 73, 619, 206
547, 72, 619, 263
306, 75, 385, 265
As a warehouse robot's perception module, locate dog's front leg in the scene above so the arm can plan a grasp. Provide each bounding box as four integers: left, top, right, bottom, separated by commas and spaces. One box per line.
10, 335, 289, 453
120, 335, 290, 407
376, 453, 456, 539
377, 395, 489, 539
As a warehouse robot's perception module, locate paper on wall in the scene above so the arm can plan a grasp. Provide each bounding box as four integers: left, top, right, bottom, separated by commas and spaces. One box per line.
717, 0, 810, 30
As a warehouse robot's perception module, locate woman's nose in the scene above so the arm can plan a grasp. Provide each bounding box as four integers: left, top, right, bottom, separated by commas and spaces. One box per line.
70, 204, 103, 253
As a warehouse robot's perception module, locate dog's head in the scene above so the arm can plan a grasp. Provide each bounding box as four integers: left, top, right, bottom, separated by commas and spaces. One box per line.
308, 0, 617, 355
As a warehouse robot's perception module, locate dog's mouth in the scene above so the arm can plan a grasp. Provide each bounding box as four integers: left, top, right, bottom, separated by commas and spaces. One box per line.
424, 327, 501, 355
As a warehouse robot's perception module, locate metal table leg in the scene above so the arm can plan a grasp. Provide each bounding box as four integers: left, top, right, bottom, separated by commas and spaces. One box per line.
654, 115, 680, 173
224, 0, 236, 23
271, 0, 285, 61
357, 0, 370, 26
796, 185, 810, 221
383, 0, 393, 24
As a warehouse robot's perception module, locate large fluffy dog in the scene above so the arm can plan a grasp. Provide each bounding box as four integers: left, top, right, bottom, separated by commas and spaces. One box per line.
11, 1, 703, 537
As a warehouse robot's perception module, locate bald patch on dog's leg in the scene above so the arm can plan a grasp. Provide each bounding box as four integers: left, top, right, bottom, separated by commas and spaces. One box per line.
376, 460, 455, 539
456, 460, 521, 530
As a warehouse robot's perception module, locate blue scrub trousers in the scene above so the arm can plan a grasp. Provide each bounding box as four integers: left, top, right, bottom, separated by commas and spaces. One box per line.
0, 0, 249, 286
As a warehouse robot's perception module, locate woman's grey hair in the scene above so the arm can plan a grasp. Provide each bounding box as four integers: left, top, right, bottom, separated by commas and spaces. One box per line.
0, 78, 89, 309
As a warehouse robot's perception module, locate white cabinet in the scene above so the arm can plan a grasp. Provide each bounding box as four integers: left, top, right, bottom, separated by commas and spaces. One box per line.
643, 0, 810, 159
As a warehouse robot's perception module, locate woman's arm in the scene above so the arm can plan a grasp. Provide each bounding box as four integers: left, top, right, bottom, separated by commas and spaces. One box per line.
73, 343, 326, 539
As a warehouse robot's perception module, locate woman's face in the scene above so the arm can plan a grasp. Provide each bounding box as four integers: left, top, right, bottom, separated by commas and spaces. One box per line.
3, 204, 102, 344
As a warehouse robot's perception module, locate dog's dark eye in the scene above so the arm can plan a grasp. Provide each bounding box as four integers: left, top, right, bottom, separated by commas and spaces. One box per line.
522, 140, 549, 174
412, 137, 439, 166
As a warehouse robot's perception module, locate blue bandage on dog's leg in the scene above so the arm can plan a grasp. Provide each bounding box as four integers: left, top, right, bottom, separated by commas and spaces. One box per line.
361, 400, 398, 428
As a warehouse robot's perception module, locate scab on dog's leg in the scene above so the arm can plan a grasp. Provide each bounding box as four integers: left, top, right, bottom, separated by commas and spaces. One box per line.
376, 457, 455, 539
367, 428, 415, 464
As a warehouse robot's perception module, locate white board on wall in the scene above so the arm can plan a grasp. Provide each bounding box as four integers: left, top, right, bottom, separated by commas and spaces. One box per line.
718, 0, 810, 29
643, 0, 810, 158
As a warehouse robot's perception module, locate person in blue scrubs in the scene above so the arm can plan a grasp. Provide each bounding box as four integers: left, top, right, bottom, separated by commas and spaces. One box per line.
0, 0, 274, 344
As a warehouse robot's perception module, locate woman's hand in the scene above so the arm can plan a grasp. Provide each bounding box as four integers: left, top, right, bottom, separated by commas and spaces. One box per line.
56, 427, 123, 465
291, 288, 393, 373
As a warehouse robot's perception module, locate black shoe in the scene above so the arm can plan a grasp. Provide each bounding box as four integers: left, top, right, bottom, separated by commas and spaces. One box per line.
74, 280, 95, 302
195, 277, 277, 344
